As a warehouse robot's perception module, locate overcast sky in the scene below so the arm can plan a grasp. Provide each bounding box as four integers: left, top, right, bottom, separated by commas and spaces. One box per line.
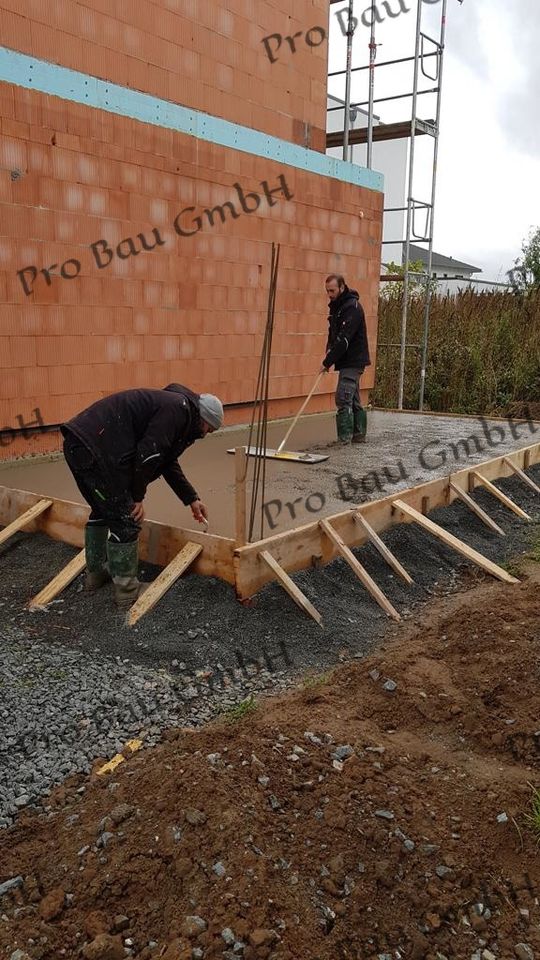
327, 0, 539, 281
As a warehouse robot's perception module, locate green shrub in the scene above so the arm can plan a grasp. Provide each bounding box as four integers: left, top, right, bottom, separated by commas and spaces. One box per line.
373, 289, 540, 414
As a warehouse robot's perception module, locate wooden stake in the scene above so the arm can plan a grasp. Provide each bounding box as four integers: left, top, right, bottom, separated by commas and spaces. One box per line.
275, 371, 325, 454
319, 518, 401, 621
471, 471, 531, 521
128, 541, 203, 627
353, 511, 414, 585
449, 481, 505, 536
259, 549, 323, 626
235, 446, 248, 547
502, 457, 540, 495
391, 499, 518, 583
29, 549, 87, 608
0, 498, 53, 547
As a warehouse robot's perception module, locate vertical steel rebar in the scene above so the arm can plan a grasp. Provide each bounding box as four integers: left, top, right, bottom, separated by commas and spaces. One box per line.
246, 244, 280, 543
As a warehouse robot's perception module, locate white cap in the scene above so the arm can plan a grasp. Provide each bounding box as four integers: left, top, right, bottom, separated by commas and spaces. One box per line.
199, 393, 224, 430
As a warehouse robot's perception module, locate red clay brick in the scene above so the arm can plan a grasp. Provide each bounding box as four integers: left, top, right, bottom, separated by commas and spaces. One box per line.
20, 365, 49, 397
0, 60, 382, 456
0, 9, 33, 54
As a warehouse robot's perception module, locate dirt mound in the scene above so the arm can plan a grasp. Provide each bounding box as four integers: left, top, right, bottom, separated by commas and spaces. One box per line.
1, 565, 540, 960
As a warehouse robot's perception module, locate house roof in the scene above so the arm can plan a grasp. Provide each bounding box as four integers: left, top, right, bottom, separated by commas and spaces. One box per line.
405, 243, 482, 275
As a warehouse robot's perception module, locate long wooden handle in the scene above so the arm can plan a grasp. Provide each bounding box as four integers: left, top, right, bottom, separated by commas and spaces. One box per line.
276, 371, 325, 454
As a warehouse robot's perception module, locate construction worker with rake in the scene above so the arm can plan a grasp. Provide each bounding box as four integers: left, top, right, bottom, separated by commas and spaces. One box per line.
61, 384, 223, 610
320, 274, 371, 445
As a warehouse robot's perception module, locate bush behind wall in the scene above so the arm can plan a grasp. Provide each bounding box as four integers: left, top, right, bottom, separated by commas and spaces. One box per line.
373, 289, 540, 415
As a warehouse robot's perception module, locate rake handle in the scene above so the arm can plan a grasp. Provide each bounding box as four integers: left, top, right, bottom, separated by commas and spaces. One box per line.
276, 371, 326, 454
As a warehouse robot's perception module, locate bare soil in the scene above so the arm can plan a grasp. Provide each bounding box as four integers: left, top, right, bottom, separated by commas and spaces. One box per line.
2, 558, 540, 960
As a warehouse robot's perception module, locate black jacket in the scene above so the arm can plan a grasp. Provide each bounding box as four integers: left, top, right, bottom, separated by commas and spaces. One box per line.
323, 287, 371, 371
62, 384, 203, 505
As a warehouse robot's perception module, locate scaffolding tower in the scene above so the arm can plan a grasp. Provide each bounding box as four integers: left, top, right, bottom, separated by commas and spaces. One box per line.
327, 0, 452, 410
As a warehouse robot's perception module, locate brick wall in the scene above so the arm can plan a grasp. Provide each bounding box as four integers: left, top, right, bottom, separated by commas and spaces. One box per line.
0, 0, 329, 148
0, 1, 384, 461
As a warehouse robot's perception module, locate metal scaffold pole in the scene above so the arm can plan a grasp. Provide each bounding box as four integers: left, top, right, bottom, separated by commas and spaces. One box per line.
366, 0, 377, 170
398, 0, 423, 411
419, 0, 448, 410
342, 0, 355, 161
327, 0, 457, 411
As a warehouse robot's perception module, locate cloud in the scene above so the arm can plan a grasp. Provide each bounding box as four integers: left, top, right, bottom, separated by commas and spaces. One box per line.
498, 0, 540, 155
443, 0, 491, 80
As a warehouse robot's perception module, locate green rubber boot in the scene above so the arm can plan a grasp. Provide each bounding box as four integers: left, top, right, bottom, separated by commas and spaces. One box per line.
352, 407, 367, 443
106, 540, 144, 610
85, 525, 111, 593
336, 407, 354, 445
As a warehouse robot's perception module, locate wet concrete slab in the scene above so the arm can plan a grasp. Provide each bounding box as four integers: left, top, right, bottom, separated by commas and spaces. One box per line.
0, 410, 538, 538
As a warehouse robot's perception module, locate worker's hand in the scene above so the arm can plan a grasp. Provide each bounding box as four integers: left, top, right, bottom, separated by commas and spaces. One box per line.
190, 499, 208, 524
131, 501, 144, 523
319, 364, 329, 374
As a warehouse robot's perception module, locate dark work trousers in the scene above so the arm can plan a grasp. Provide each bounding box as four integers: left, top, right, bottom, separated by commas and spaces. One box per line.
335, 366, 365, 413
62, 431, 141, 543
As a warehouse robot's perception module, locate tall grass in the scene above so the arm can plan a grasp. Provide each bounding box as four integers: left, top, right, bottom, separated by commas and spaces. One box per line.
373, 289, 540, 414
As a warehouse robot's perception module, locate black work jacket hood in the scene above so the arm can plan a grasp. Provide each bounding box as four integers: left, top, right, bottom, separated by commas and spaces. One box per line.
329, 287, 360, 313
323, 286, 371, 371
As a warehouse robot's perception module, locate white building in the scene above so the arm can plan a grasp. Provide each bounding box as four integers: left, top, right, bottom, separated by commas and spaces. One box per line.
326, 94, 407, 267
402, 244, 509, 295
326, 97, 510, 295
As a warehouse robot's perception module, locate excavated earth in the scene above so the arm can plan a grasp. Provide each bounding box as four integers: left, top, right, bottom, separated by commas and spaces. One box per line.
1, 550, 540, 960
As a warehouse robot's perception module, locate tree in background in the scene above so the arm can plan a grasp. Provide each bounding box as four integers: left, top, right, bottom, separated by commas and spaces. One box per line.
380, 260, 438, 300
508, 227, 540, 293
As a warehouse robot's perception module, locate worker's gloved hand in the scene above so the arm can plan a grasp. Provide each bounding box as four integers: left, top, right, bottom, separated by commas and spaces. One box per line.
319, 364, 329, 374
131, 501, 145, 523
190, 499, 208, 524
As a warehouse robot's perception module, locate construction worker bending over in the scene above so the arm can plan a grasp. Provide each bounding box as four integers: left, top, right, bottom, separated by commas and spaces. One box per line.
320, 274, 371, 445
61, 384, 223, 609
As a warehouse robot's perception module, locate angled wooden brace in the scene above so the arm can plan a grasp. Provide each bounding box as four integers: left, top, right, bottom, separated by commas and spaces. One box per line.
470, 471, 531, 521
128, 541, 203, 626
449, 481, 505, 536
259, 550, 323, 627
29, 549, 87, 608
391, 499, 518, 584
502, 457, 540, 496
0, 499, 53, 548
319, 518, 401, 622
353, 510, 414, 585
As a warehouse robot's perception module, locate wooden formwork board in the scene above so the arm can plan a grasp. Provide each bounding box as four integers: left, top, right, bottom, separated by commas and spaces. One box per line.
0, 486, 236, 585
233, 442, 540, 598
1, 442, 539, 604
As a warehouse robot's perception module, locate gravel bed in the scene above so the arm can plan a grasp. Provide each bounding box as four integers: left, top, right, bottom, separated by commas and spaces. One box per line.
0, 464, 539, 830
0, 633, 292, 829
